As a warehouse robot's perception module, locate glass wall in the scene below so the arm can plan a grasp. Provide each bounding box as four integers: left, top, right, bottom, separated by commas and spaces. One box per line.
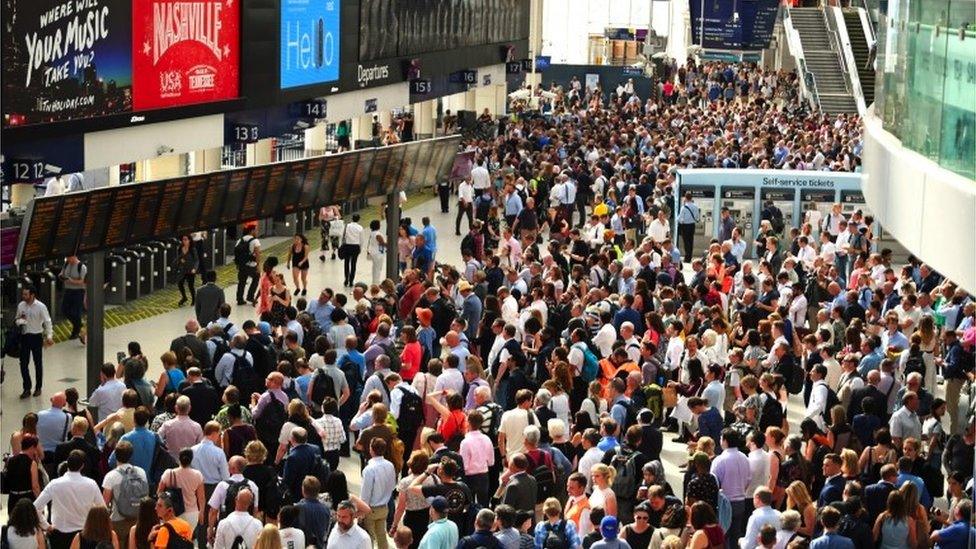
875, 0, 975, 179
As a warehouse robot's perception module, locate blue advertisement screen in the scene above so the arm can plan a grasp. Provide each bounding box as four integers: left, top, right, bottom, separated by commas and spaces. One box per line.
280, 0, 341, 89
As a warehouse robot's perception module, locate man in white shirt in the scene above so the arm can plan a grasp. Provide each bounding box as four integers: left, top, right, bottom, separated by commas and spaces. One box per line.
592, 316, 617, 358
326, 499, 372, 549
577, 430, 604, 490
647, 210, 670, 244
456, 179, 474, 235
34, 450, 104, 549
207, 456, 260, 534
213, 489, 262, 549
470, 159, 491, 194
88, 363, 127, 423
497, 390, 537, 461
15, 286, 53, 398
805, 365, 830, 430
739, 488, 781, 549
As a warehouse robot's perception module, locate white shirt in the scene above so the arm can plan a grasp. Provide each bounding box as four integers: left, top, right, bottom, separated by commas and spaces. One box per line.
834, 230, 852, 255
796, 245, 817, 271
434, 368, 465, 398
501, 296, 519, 326
593, 324, 617, 358
578, 447, 605, 488
471, 165, 491, 190
326, 524, 372, 549
368, 230, 384, 257
458, 181, 474, 204
214, 511, 262, 549
788, 294, 808, 328
746, 448, 771, 498
342, 222, 365, 246
648, 218, 670, 243
806, 380, 829, 430
499, 408, 535, 460
33, 471, 103, 532
666, 337, 685, 371
88, 379, 127, 422
15, 299, 53, 338
279, 528, 306, 549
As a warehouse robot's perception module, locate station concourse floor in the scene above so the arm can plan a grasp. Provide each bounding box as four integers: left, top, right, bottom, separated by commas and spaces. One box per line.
0, 194, 958, 525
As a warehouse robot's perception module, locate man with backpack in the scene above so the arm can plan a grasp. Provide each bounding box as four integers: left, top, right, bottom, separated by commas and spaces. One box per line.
212, 488, 261, 549
600, 425, 647, 525
233, 225, 260, 306
102, 441, 149, 549
214, 334, 256, 391
252, 372, 290, 462
152, 492, 194, 549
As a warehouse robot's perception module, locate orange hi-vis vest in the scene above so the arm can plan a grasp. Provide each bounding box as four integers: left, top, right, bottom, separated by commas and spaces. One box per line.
565, 495, 591, 530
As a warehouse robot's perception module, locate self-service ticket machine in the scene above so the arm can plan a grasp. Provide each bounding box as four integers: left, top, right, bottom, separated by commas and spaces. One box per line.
801, 190, 836, 237
720, 187, 756, 257
761, 188, 796, 236
686, 187, 716, 242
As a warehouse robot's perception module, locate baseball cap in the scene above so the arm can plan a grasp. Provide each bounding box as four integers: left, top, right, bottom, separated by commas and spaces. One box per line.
600, 516, 619, 539
429, 495, 449, 513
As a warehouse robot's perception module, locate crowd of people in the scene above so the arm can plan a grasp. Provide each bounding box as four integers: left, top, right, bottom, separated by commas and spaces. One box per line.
5, 60, 975, 549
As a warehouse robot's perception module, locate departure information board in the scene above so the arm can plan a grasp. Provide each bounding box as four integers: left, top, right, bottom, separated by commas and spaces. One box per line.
262, 164, 288, 218
129, 182, 165, 244
280, 163, 306, 214
49, 193, 89, 257
221, 171, 250, 225
351, 150, 375, 200
15, 136, 462, 265
333, 153, 359, 202
241, 167, 269, 221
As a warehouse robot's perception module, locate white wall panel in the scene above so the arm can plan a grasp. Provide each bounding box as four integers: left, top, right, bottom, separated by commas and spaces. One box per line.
84, 115, 223, 171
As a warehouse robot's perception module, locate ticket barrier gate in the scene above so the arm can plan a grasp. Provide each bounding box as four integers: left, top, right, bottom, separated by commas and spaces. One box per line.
214, 229, 226, 267
141, 241, 168, 290
159, 238, 180, 288
105, 253, 131, 305
274, 214, 298, 237
119, 249, 143, 301
130, 245, 157, 295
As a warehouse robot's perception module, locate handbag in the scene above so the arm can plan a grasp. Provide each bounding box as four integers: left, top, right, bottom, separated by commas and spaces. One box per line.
161, 469, 186, 517
337, 226, 352, 259
662, 385, 678, 408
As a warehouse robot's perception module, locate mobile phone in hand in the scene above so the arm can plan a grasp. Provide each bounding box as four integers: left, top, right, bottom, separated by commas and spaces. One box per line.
117, 351, 126, 363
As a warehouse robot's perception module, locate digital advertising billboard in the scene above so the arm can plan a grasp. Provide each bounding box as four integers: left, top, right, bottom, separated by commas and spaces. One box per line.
280, 0, 340, 89
2, 0, 133, 126
132, 0, 241, 109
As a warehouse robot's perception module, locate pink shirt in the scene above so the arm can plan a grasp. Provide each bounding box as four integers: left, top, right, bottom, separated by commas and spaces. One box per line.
459, 430, 495, 475
158, 416, 203, 458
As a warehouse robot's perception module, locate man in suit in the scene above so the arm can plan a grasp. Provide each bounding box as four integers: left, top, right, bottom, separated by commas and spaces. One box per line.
497, 453, 537, 513
178, 367, 220, 428
194, 271, 225, 327
846, 370, 887, 423
818, 453, 846, 507
169, 319, 212, 371
54, 416, 101, 483
864, 464, 899, 524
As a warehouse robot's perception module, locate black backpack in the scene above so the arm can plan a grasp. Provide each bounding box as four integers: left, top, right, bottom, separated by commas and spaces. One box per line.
309, 368, 337, 409
542, 520, 570, 549
210, 337, 232, 370
396, 386, 424, 437
234, 236, 255, 267
904, 352, 926, 380
528, 450, 557, 503
778, 358, 804, 395
823, 385, 841, 424
460, 233, 474, 255
221, 479, 253, 519
338, 355, 364, 397
381, 342, 402, 373
230, 352, 260, 397
255, 397, 287, 462
162, 523, 194, 549
759, 393, 784, 432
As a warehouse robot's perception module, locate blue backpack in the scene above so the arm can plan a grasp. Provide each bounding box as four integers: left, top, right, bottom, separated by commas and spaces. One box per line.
574, 342, 599, 383
717, 489, 732, 533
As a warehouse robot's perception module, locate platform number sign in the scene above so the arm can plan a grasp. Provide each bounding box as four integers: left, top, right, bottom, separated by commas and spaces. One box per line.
9, 159, 46, 182
302, 100, 327, 118
410, 79, 432, 95
232, 124, 260, 144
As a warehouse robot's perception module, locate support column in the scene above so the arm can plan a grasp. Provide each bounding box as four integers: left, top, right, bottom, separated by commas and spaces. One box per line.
385, 191, 400, 280
86, 251, 105, 396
